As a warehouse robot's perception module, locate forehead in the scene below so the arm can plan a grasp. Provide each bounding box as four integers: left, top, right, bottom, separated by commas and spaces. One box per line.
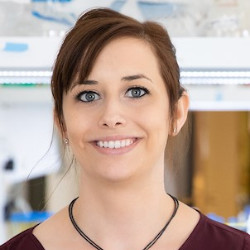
88, 37, 160, 79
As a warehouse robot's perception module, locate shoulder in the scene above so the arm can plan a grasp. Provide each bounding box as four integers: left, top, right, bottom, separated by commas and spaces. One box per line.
180, 212, 250, 250
0, 226, 44, 250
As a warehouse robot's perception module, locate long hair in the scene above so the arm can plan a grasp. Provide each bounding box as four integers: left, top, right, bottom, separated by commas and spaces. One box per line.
51, 8, 184, 133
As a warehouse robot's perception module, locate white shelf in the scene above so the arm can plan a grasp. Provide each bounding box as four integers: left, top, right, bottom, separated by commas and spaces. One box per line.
0, 37, 250, 111
0, 36, 62, 68
173, 37, 250, 69
1, 37, 250, 69
186, 84, 250, 111
0, 85, 52, 104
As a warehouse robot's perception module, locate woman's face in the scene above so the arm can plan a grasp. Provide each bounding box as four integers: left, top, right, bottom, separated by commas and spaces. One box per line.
62, 37, 171, 183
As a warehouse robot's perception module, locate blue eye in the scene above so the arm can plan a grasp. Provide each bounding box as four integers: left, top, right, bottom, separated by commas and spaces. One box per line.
77, 91, 100, 102
126, 87, 149, 98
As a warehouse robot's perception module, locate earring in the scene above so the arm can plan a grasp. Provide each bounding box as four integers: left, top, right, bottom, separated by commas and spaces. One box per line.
64, 138, 69, 144
173, 127, 177, 135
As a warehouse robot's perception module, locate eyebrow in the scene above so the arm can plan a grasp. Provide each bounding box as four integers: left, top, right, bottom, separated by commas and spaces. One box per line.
80, 80, 98, 85
70, 74, 152, 90
121, 74, 152, 82
70, 79, 98, 90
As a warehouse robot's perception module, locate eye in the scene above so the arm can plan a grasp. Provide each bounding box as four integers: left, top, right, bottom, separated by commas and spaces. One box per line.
77, 91, 100, 102
126, 87, 149, 98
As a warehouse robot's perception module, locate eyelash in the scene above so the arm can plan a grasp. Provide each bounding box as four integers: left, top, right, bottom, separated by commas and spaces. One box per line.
75, 86, 150, 103
76, 91, 100, 103
126, 86, 149, 98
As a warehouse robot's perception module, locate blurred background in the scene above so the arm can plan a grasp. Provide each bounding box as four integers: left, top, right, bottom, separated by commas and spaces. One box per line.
0, 0, 250, 243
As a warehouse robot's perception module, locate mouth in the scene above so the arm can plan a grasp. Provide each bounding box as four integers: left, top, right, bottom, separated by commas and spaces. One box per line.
96, 138, 135, 149
92, 137, 139, 155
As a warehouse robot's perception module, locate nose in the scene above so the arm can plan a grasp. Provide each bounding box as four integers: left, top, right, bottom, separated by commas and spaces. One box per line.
98, 100, 126, 128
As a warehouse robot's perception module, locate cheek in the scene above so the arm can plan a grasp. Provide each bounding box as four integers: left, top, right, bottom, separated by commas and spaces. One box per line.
136, 102, 170, 139
63, 110, 88, 145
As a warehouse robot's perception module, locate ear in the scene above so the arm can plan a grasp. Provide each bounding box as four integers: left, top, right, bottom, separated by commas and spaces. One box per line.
170, 92, 189, 136
53, 109, 67, 139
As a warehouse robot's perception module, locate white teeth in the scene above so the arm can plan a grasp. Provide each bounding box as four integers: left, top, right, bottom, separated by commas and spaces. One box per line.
97, 139, 134, 149
121, 140, 126, 147
114, 141, 120, 148
125, 139, 131, 146
109, 141, 115, 149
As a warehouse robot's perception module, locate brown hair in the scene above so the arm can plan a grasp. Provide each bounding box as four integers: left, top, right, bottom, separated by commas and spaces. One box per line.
51, 8, 185, 132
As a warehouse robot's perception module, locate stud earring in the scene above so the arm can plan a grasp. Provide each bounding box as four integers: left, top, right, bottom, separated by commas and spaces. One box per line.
64, 138, 69, 144
173, 127, 177, 135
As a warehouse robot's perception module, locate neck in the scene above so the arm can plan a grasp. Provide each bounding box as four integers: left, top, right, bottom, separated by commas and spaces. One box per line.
72, 168, 175, 249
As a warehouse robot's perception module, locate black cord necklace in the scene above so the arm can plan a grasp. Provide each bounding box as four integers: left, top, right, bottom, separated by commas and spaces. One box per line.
68, 194, 179, 250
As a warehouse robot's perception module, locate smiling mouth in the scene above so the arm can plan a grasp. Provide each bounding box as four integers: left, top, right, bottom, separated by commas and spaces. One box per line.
96, 138, 136, 149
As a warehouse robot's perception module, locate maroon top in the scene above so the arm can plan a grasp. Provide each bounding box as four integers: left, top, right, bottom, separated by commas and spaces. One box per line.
1, 213, 250, 249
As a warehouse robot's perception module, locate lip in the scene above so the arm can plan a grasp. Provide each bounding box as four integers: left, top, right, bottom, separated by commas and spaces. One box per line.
92, 135, 138, 141
91, 136, 140, 155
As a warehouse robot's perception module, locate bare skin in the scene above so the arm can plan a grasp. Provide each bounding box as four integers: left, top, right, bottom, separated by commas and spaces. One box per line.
33, 37, 199, 250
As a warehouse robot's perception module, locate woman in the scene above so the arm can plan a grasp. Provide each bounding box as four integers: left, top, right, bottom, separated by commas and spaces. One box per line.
1, 8, 249, 250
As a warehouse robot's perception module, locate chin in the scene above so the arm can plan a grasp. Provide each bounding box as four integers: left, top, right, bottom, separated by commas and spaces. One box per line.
99, 166, 138, 184
81, 160, 142, 185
